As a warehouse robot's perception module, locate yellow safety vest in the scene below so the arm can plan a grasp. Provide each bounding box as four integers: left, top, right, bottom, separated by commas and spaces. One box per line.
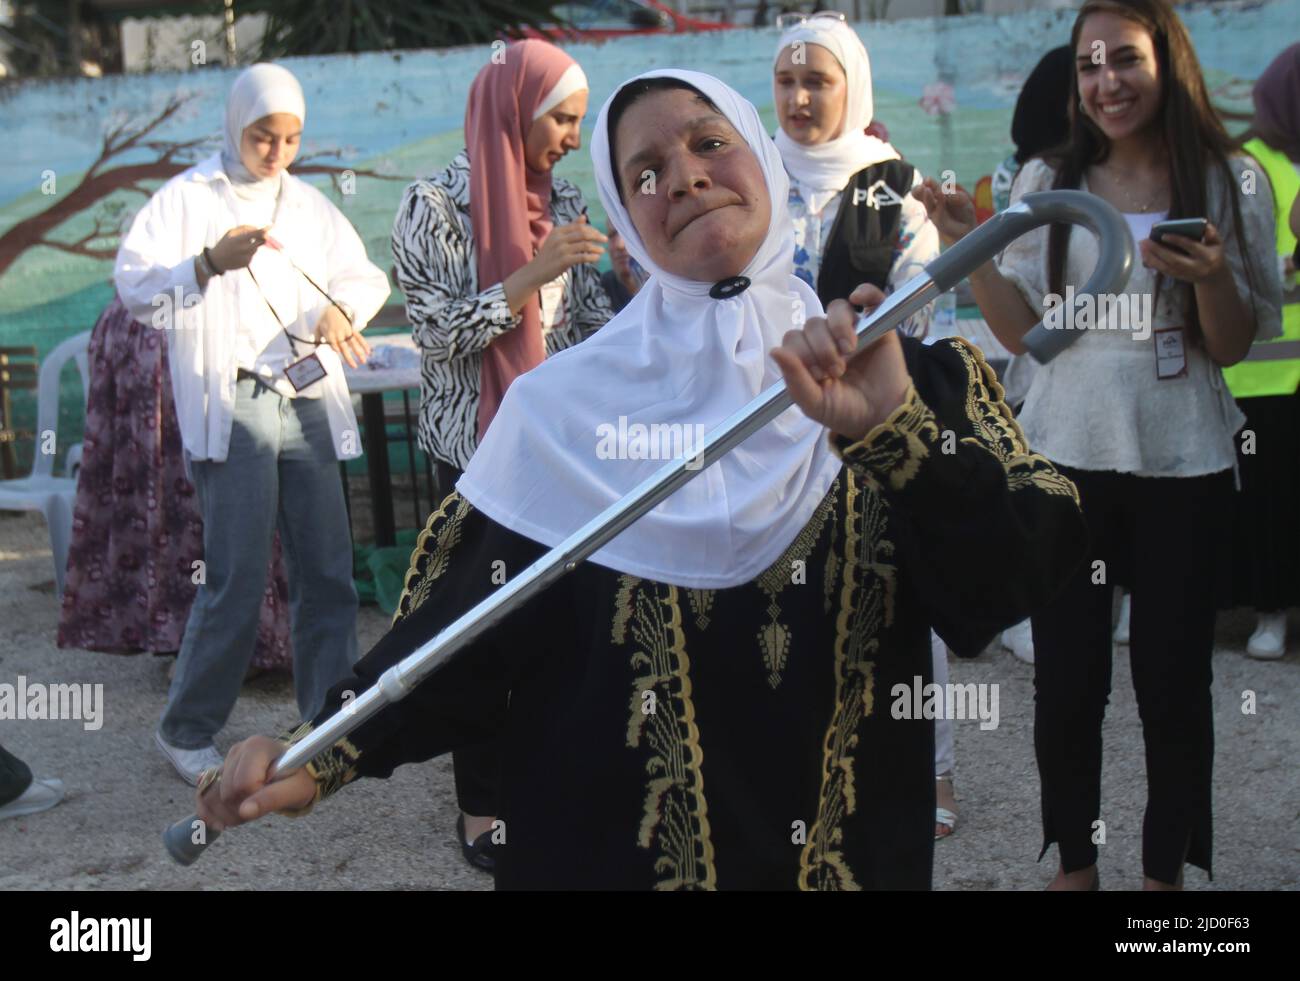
1223, 138, 1300, 398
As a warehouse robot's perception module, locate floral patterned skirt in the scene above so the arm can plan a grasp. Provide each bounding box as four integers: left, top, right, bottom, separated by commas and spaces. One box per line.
56, 294, 292, 671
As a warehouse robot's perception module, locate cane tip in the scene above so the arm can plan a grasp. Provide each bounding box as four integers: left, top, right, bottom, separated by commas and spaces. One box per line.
163, 813, 219, 866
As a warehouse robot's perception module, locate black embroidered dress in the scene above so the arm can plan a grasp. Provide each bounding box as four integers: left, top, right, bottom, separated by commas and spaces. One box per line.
285, 337, 1087, 890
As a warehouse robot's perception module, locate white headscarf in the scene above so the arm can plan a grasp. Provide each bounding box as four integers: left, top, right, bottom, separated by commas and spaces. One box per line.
533, 62, 589, 120
455, 69, 843, 590
221, 63, 306, 201
773, 19, 899, 214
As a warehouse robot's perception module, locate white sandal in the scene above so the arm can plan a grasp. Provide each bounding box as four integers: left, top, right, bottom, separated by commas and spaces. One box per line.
935, 774, 958, 840
935, 806, 957, 840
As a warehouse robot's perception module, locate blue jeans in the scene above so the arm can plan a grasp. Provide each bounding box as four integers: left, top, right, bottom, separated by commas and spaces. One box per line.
160, 377, 358, 748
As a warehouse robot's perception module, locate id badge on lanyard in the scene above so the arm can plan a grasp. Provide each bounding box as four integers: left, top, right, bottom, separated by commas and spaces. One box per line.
284, 351, 327, 391
236, 183, 354, 394
247, 261, 329, 393
1154, 326, 1188, 380
241, 192, 333, 394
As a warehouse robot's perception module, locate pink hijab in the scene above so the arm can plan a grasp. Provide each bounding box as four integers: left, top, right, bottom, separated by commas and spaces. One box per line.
466, 39, 580, 441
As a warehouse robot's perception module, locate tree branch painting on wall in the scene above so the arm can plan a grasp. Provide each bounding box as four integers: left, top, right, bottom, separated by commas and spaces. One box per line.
0, 93, 409, 281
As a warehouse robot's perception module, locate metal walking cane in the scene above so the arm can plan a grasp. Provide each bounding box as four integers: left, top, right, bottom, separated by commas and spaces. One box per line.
164, 189, 1133, 865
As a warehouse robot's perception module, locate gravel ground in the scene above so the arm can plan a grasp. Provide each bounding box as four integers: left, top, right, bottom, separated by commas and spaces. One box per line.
1, 510, 1296, 891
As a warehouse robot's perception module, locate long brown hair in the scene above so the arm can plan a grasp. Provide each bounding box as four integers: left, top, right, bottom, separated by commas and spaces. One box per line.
1045, 0, 1256, 341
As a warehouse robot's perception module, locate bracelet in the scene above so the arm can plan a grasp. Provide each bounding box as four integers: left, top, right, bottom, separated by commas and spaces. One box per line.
200, 246, 223, 277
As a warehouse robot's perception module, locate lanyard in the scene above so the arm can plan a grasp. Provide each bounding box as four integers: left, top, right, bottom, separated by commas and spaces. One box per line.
216, 176, 352, 356
244, 238, 353, 358
244, 263, 318, 357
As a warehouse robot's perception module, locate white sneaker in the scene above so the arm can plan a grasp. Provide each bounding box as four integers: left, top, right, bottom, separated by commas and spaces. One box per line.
1002, 619, 1034, 664
155, 730, 222, 786
1113, 593, 1131, 645
1246, 612, 1287, 660
0, 778, 65, 821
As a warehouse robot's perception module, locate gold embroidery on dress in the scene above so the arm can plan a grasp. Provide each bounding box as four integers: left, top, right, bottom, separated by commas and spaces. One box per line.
822, 552, 840, 615
304, 736, 362, 799
685, 588, 715, 631
823, 489, 841, 614
283, 721, 362, 806
799, 470, 895, 890
618, 575, 717, 890
951, 338, 1080, 504
394, 491, 471, 624
837, 338, 1078, 505
752, 486, 837, 688
612, 575, 639, 644
840, 386, 940, 494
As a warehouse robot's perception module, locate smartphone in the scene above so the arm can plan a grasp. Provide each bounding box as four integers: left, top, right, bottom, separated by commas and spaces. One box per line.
1149, 217, 1207, 244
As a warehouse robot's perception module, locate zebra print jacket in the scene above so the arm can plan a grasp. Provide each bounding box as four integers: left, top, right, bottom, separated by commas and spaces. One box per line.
391, 149, 614, 469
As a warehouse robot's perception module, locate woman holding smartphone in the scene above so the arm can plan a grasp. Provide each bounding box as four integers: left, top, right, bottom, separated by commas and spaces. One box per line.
918, 0, 1280, 890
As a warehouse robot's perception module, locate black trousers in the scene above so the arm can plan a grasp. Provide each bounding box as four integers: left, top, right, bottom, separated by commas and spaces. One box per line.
0, 743, 33, 807
1031, 464, 1231, 885
1222, 392, 1300, 610
435, 460, 500, 817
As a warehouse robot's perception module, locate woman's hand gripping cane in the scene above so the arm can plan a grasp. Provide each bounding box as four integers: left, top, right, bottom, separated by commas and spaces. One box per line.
771, 283, 914, 443
194, 736, 318, 832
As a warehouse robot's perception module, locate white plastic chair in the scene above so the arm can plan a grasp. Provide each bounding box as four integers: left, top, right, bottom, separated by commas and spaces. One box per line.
0, 331, 91, 596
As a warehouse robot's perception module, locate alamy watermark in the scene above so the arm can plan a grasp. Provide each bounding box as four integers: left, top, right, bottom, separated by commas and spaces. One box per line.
1042, 286, 1153, 341
596, 416, 706, 470
50, 911, 150, 960
890, 676, 999, 731
151, 286, 201, 330
0, 675, 104, 731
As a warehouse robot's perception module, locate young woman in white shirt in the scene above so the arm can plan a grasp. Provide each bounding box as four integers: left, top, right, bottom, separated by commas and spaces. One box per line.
917, 0, 1281, 890
772, 12, 954, 843
771, 12, 939, 338
115, 64, 390, 786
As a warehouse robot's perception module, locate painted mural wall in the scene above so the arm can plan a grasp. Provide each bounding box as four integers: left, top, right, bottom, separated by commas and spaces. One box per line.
0, 0, 1294, 452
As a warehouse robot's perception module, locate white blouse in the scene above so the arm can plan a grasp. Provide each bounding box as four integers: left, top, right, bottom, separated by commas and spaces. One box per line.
115, 154, 390, 463
223, 187, 304, 399
997, 157, 1283, 478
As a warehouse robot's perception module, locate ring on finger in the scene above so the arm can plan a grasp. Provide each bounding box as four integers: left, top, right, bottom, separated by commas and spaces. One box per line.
197, 766, 223, 796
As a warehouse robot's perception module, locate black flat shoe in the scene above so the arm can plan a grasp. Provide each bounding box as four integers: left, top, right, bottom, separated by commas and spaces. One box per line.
456, 814, 498, 874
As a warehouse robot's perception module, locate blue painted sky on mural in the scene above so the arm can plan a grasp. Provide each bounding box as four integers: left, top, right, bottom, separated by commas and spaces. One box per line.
2, 1, 1292, 205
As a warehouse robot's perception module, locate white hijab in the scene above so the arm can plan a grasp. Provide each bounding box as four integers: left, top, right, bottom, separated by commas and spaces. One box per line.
533, 62, 589, 121
221, 63, 306, 201
456, 69, 843, 590
773, 19, 898, 214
